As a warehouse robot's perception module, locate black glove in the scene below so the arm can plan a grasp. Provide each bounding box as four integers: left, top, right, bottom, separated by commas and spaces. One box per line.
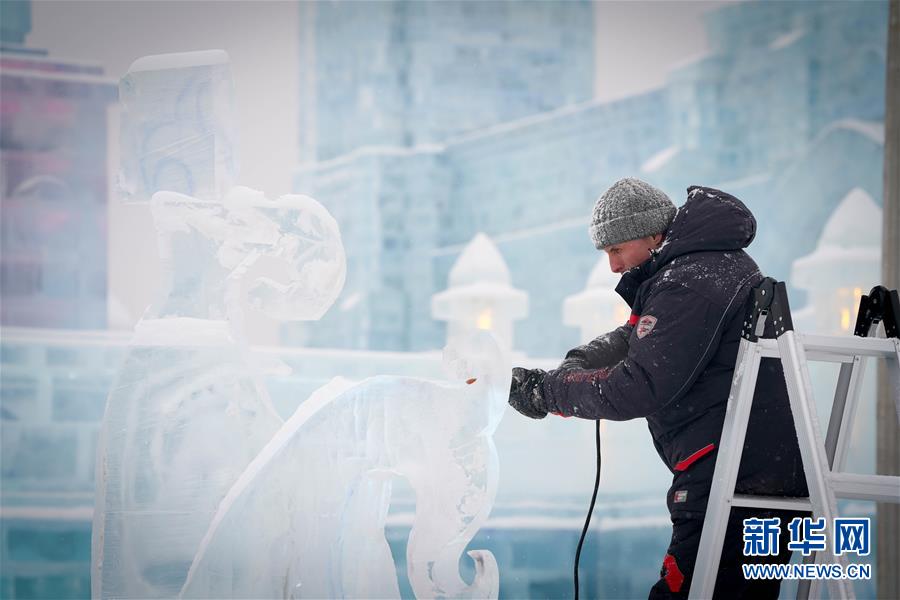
508, 367, 549, 420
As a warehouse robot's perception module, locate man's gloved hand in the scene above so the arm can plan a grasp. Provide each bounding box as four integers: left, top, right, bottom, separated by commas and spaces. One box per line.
508, 367, 549, 419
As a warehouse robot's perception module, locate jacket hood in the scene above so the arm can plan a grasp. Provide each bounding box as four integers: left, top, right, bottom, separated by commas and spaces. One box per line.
655, 186, 757, 264
616, 186, 757, 303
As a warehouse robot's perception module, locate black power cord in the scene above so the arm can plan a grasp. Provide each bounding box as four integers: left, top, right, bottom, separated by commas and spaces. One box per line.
574, 419, 602, 600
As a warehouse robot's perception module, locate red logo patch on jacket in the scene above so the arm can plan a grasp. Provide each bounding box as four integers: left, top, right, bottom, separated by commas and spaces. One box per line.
636, 315, 657, 339
662, 553, 684, 592
563, 367, 611, 384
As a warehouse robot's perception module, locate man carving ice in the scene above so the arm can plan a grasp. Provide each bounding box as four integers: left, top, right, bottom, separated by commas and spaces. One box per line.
508, 178, 809, 598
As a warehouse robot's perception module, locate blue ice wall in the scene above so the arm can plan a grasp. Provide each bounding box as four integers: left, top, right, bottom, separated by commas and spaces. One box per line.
439, 91, 671, 356
293, 0, 887, 359
305, 0, 596, 161
649, 0, 888, 308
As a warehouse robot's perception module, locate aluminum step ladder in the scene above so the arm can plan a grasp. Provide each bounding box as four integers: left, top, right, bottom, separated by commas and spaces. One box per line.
689, 279, 900, 600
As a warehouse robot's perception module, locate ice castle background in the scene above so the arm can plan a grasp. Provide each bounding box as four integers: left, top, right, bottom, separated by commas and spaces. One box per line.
289, 0, 888, 360
0, 0, 888, 598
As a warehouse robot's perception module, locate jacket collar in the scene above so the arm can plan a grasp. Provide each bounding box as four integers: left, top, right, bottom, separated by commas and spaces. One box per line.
614, 185, 757, 306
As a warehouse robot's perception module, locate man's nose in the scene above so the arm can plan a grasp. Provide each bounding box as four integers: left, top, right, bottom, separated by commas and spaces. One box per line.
609, 255, 623, 274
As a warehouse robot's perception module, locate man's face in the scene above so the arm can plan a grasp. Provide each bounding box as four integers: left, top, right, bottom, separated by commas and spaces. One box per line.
602, 234, 664, 274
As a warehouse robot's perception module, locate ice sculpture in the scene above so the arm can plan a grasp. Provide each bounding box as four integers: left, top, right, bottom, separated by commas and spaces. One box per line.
95, 49, 505, 600
92, 185, 347, 599
179, 332, 507, 599
95, 51, 346, 596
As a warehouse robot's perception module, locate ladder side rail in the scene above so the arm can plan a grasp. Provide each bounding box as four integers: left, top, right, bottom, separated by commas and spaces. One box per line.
809, 351, 870, 600
777, 329, 855, 600
688, 339, 764, 600
798, 339, 868, 600
796, 567, 814, 599
888, 339, 900, 422
824, 359, 862, 470
827, 322, 881, 471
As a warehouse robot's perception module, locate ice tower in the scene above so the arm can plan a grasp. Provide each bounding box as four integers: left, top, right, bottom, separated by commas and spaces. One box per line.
299, 0, 595, 162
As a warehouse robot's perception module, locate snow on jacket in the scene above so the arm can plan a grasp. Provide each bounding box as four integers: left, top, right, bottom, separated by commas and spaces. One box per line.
542, 185, 808, 518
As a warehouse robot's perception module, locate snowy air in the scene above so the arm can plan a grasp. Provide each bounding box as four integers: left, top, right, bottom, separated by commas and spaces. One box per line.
1, 1, 897, 600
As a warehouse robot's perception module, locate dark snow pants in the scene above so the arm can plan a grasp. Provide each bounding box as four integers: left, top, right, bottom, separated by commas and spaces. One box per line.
649, 507, 807, 599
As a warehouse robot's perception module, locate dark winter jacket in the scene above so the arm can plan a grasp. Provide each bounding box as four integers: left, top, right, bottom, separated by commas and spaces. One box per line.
542, 186, 808, 519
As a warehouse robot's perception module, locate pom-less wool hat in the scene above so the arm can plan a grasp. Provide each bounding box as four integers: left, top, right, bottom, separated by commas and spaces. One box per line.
589, 177, 677, 249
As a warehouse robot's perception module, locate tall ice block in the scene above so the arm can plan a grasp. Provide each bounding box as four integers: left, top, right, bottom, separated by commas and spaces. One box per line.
118, 50, 238, 203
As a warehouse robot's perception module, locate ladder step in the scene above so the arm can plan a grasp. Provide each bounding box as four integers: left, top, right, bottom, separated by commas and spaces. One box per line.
731, 494, 812, 511
757, 335, 898, 361
830, 472, 900, 504
728, 474, 900, 513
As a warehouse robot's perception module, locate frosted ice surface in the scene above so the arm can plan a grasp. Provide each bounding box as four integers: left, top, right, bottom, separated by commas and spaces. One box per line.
93, 184, 347, 598
91, 332, 284, 598
128, 49, 230, 72
97, 48, 503, 600
178, 332, 507, 599
118, 50, 238, 203
150, 187, 347, 322
93, 185, 347, 598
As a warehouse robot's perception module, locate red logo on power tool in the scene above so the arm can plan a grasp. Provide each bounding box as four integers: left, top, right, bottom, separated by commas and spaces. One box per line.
637, 315, 657, 339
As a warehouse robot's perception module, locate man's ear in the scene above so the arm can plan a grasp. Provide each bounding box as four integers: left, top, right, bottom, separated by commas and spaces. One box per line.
653, 233, 664, 246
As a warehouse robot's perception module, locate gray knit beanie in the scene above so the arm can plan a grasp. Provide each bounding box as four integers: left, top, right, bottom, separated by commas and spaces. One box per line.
589, 178, 676, 249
